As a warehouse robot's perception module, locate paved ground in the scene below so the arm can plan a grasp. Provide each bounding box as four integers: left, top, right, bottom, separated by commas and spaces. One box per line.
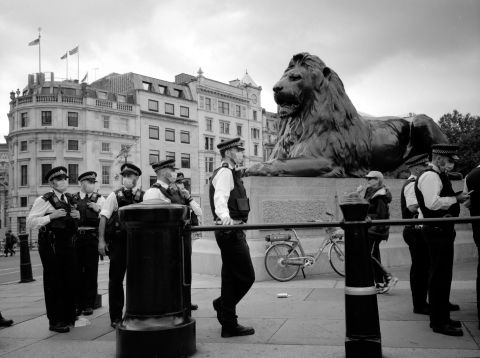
0, 252, 479, 358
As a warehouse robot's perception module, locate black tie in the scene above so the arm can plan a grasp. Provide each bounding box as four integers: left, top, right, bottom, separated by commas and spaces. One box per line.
60, 194, 65, 203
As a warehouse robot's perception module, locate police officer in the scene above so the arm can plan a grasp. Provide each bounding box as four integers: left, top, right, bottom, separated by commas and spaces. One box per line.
98, 163, 144, 328
144, 159, 202, 312
209, 137, 255, 338
401, 154, 430, 314
415, 144, 470, 336
27, 166, 80, 333
464, 163, 480, 326
73, 171, 106, 316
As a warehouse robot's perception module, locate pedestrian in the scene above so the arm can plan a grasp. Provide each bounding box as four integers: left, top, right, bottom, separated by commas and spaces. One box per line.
3, 230, 16, 257
0, 311, 13, 327
144, 160, 203, 313
26, 166, 80, 333
72, 171, 106, 316
98, 163, 144, 329
361, 170, 398, 294
464, 162, 480, 328
414, 144, 470, 336
401, 154, 430, 314
209, 137, 255, 338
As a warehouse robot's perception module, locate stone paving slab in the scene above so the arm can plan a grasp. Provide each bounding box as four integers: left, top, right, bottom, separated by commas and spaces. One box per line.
0, 337, 40, 356
0, 340, 116, 358
0, 316, 55, 340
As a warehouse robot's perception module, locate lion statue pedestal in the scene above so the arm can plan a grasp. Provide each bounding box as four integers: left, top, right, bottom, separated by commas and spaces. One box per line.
192, 177, 473, 281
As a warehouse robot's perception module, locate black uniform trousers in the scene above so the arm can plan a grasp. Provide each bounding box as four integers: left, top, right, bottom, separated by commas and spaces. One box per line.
422, 225, 455, 325
214, 229, 255, 327
38, 234, 77, 326
75, 230, 99, 310
403, 226, 429, 311
108, 233, 127, 321
471, 208, 480, 321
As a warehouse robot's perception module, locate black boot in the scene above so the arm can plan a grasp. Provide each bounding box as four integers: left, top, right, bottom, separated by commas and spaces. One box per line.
0, 313, 13, 327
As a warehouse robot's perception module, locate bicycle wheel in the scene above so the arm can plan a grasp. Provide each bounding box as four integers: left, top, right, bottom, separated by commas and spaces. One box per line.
264, 243, 301, 282
329, 241, 345, 277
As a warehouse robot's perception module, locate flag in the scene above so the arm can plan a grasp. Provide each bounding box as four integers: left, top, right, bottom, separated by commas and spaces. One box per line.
69, 46, 78, 55
81, 72, 88, 83
28, 38, 40, 46
60, 52, 68, 60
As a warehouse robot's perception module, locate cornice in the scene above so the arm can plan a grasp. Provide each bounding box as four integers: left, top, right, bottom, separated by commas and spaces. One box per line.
140, 111, 199, 126
8, 128, 139, 140
197, 87, 250, 104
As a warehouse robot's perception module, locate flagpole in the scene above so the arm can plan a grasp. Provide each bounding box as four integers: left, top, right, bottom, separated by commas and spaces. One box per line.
38, 27, 42, 73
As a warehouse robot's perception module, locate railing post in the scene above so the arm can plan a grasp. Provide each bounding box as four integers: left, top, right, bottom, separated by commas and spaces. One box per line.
340, 198, 382, 358
116, 201, 196, 358
18, 233, 35, 283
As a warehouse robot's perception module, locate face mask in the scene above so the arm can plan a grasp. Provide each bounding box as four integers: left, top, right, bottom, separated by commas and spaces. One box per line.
82, 182, 95, 193
233, 150, 244, 165
54, 179, 68, 192
123, 177, 135, 189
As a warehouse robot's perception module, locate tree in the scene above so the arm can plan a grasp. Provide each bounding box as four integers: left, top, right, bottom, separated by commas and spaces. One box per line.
439, 110, 480, 175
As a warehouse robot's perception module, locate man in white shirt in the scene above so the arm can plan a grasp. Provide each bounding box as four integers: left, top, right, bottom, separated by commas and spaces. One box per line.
209, 137, 255, 338
401, 154, 430, 315
414, 144, 470, 336
27, 166, 80, 333
72, 171, 106, 316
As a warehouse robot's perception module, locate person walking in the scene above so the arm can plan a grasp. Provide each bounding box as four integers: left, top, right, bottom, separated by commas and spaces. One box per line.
26, 166, 80, 333
464, 162, 480, 328
72, 171, 106, 316
209, 137, 255, 338
98, 163, 144, 329
3, 230, 16, 257
415, 144, 470, 336
401, 154, 430, 314
361, 170, 398, 294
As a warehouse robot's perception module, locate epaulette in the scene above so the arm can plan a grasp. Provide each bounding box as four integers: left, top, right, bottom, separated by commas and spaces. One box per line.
222, 162, 229, 168
42, 192, 55, 201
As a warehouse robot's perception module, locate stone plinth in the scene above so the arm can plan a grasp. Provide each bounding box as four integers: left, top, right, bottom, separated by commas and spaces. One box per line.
192, 177, 474, 281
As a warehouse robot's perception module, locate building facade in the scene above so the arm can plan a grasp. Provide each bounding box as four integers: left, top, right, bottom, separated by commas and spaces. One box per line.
0, 143, 8, 237
263, 110, 279, 161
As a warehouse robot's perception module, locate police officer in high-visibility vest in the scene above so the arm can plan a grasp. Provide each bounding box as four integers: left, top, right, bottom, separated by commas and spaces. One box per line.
415, 144, 470, 336
98, 163, 144, 328
72, 171, 106, 316
27, 166, 80, 333
209, 137, 255, 338
401, 153, 430, 315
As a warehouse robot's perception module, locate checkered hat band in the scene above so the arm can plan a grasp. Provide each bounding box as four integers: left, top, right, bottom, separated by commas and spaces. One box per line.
80, 174, 96, 181
122, 168, 140, 176
432, 149, 457, 155
153, 164, 174, 171
220, 143, 242, 151
48, 170, 67, 181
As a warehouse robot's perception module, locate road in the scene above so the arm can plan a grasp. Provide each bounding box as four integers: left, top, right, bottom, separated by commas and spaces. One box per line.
0, 249, 43, 285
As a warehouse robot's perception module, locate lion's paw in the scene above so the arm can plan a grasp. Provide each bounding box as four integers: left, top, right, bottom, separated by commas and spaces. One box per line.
246, 163, 277, 176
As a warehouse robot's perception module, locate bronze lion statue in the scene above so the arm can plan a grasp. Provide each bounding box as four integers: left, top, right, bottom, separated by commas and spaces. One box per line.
247, 53, 448, 177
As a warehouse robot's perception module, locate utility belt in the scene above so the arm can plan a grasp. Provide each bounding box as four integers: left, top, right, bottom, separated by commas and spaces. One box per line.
77, 227, 98, 238
38, 227, 75, 249
404, 224, 423, 231
215, 219, 246, 225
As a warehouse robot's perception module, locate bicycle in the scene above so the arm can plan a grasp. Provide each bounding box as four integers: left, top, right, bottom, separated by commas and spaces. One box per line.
264, 212, 345, 282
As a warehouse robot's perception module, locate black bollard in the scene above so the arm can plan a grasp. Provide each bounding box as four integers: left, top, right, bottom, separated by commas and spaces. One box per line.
18, 233, 35, 283
116, 201, 196, 358
340, 199, 382, 358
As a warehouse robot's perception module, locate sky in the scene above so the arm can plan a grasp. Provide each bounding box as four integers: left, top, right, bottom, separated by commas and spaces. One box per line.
1, 0, 479, 143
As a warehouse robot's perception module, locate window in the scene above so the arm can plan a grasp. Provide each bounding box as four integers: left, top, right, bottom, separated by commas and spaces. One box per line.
149, 126, 159, 140
149, 150, 160, 164
205, 157, 214, 173
253, 110, 258, 121
148, 99, 159, 112
20, 141, 27, 152
20, 165, 28, 186
181, 153, 190, 168
41, 111, 52, 126
165, 128, 175, 142
101, 142, 110, 152
20, 197, 28, 207
206, 118, 212, 132
165, 103, 174, 115
180, 106, 189, 118
237, 125, 242, 137
101, 165, 110, 185
205, 137, 214, 150
67, 140, 79, 151
235, 105, 241, 117
41, 164, 52, 185
251, 128, 260, 139
117, 95, 126, 103
119, 118, 129, 132
17, 217, 26, 234
254, 143, 259, 156
172, 89, 182, 98
67, 112, 78, 127
150, 176, 157, 186
41, 139, 52, 150
218, 101, 229, 115
180, 131, 190, 144
205, 97, 211, 111
142, 81, 152, 91
103, 115, 110, 129
68, 164, 79, 184
220, 121, 230, 134
158, 85, 167, 94
21, 112, 28, 127
166, 151, 175, 161
97, 91, 107, 99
